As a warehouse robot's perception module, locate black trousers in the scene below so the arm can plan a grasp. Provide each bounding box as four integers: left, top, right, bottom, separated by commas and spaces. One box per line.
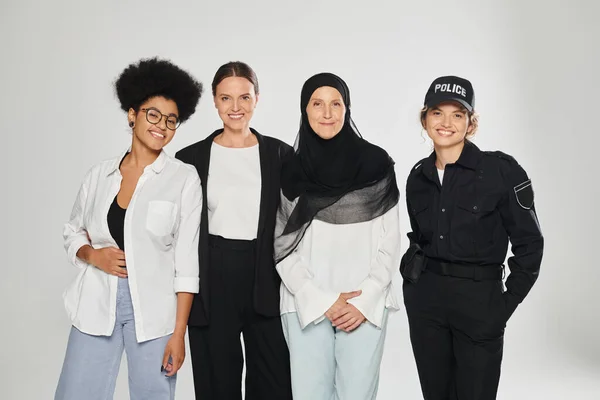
188, 235, 292, 400
403, 270, 510, 400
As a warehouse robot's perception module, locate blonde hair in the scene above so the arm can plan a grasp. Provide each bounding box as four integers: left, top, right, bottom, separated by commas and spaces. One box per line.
420, 105, 479, 139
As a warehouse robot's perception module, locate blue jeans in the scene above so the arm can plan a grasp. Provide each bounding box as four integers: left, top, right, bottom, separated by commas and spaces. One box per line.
55, 278, 176, 400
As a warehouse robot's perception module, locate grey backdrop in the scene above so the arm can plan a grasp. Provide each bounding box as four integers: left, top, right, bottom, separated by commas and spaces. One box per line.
1, 0, 598, 398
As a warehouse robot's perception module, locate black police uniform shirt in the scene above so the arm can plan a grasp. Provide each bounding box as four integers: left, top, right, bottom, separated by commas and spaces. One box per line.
405, 141, 543, 312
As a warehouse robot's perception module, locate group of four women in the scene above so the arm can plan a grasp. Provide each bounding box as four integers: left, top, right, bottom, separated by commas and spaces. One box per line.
55, 58, 543, 400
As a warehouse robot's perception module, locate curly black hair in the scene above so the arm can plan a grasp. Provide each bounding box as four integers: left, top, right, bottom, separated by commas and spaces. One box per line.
115, 57, 203, 123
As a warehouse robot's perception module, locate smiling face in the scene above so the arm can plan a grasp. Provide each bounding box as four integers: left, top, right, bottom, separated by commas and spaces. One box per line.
305, 86, 346, 140
128, 96, 178, 152
214, 76, 258, 132
423, 101, 473, 149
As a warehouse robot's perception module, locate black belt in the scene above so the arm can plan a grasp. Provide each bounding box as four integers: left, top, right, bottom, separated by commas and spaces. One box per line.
425, 258, 503, 281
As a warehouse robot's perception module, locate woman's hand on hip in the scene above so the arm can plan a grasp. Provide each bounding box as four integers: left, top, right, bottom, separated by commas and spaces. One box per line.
78, 245, 127, 278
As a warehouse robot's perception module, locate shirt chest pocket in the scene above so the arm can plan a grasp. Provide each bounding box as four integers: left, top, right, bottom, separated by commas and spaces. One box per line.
455, 195, 500, 248
411, 201, 433, 241
146, 200, 178, 237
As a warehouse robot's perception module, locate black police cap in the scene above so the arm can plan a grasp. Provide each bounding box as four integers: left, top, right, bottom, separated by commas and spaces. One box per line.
424, 76, 475, 112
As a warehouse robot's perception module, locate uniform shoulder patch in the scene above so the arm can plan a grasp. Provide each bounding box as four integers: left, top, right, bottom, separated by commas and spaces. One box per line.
514, 179, 534, 209
485, 151, 534, 209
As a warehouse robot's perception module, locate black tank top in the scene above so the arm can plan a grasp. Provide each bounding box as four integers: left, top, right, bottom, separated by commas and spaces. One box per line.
107, 196, 126, 253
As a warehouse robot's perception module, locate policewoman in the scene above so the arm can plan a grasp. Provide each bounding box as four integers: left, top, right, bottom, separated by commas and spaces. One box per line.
401, 76, 543, 400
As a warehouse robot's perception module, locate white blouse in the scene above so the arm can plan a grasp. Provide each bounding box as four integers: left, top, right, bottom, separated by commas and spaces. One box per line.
62, 149, 202, 342
277, 203, 401, 329
207, 143, 261, 240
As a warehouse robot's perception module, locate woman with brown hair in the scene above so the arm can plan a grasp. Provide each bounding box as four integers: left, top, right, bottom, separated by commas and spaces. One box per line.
176, 61, 292, 400
402, 75, 543, 400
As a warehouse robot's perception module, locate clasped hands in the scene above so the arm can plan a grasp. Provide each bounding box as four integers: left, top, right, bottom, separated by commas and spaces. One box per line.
324, 290, 366, 332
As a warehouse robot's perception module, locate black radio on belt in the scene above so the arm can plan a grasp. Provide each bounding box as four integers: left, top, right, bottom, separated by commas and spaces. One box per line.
400, 244, 426, 283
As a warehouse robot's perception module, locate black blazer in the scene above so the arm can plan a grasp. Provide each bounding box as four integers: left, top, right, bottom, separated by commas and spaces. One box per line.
175, 128, 292, 326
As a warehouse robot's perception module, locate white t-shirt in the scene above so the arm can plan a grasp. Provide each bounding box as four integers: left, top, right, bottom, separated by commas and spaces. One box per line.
437, 168, 444, 185
277, 204, 401, 329
207, 142, 261, 240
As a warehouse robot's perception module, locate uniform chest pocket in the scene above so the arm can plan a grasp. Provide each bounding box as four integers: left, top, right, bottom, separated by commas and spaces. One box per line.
410, 201, 433, 239
455, 195, 500, 248
456, 195, 498, 215
146, 201, 178, 237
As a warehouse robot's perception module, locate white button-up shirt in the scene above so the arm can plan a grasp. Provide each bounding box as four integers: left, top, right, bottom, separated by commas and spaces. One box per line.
62, 149, 202, 342
277, 204, 401, 329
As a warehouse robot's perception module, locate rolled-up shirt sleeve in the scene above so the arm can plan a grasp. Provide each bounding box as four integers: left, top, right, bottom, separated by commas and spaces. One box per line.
63, 170, 93, 269
173, 169, 202, 293
347, 203, 401, 328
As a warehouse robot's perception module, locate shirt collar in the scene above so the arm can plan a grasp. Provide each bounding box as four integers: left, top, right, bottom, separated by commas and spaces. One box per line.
455, 140, 481, 170
107, 147, 168, 176
421, 149, 437, 178
149, 150, 168, 173
421, 140, 481, 178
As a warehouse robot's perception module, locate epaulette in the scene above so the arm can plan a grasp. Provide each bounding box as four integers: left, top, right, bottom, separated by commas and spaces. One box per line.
484, 150, 517, 164
410, 158, 427, 174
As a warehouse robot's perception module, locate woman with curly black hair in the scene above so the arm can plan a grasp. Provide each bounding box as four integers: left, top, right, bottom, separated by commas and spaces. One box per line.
176, 61, 293, 400
55, 58, 203, 400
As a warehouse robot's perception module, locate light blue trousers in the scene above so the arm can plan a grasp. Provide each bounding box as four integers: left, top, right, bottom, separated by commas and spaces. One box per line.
281, 310, 389, 400
55, 278, 175, 400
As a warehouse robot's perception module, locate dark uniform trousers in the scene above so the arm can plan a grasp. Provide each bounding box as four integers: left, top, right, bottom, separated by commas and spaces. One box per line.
188, 235, 292, 400
404, 270, 510, 400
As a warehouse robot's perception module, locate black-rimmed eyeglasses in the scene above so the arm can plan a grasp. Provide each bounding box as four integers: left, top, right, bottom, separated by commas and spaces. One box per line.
140, 107, 180, 130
